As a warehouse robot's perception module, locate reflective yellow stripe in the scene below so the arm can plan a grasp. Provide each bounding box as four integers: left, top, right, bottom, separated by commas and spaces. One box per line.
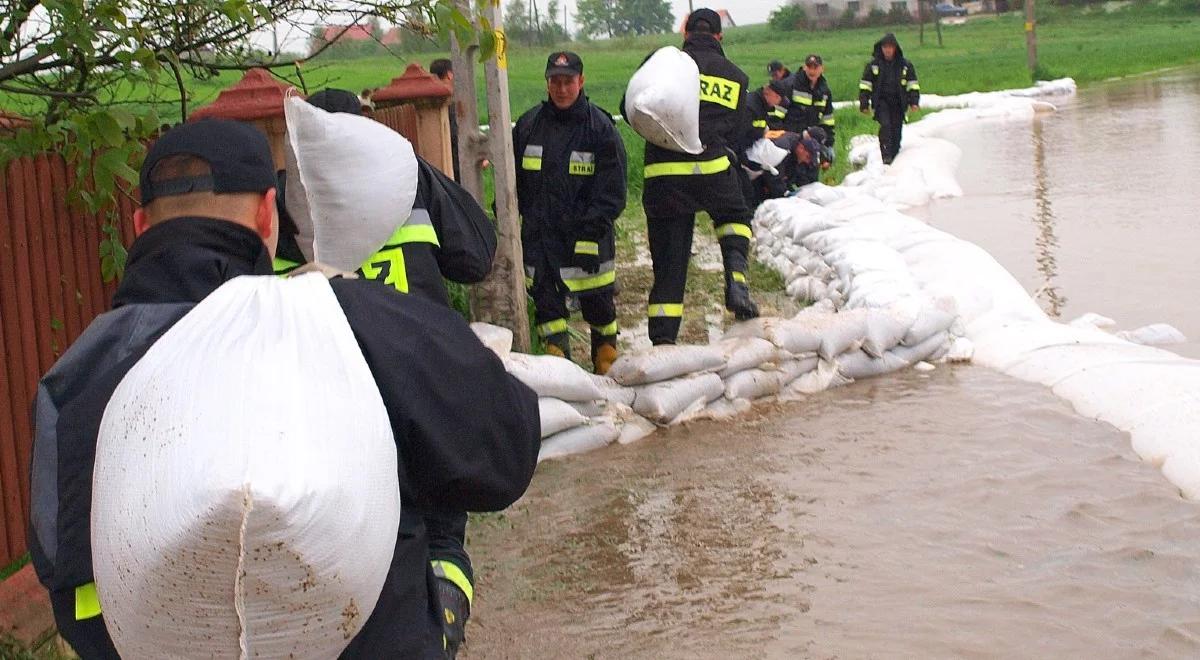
575, 241, 599, 256
569, 162, 595, 175
360, 246, 408, 293
716, 223, 753, 239
907, 82, 921, 91
699, 75, 741, 110
525, 275, 534, 288
821, 116, 836, 126
562, 269, 616, 293
273, 257, 301, 276
75, 583, 101, 620
537, 318, 569, 337
793, 91, 814, 106
814, 99, 828, 107
752, 119, 767, 128
871, 65, 880, 75
592, 320, 619, 336
769, 107, 787, 119
431, 560, 474, 607
731, 271, 746, 283
859, 81, 874, 91
395, 223, 440, 246
644, 155, 730, 179
648, 303, 684, 318
521, 156, 542, 171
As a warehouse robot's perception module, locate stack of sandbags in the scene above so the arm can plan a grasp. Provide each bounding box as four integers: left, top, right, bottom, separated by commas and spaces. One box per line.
608, 345, 728, 424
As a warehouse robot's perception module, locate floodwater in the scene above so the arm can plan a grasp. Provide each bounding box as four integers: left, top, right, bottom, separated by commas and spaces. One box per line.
917, 67, 1200, 358
463, 70, 1200, 658
464, 369, 1200, 658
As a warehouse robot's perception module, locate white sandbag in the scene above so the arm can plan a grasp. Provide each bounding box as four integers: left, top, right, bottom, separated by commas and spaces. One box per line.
633, 373, 725, 424
902, 306, 957, 347
794, 308, 870, 361
471, 322, 513, 359
1068, 312, 1117, 330
724, 317, 819, 355
617, 413, 659, 445
718, 337, 784, 378
787, 360, 850, 395
607, 344, 727, 386
945, 336, 975, 363
744, 137, 789, 174
778, 355, 820, 384
624, 47, 702, 154
92, 274, 399, 659
701, 397, 753, 421
861, 308, 914, 357
569, 400, 608, 418
592, 375, 637, 407
888, 330, 951, 366
540, 397, 588, 438
836, 349, 910, 381
504, 353, 605, 402
724, 369, 784, 401
1117, 323, 1188, 347
284, 96, 418, 272
538, 420, 620, 462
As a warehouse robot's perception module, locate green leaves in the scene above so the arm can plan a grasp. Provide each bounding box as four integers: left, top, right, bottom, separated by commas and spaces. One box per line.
99, 221, 128, 282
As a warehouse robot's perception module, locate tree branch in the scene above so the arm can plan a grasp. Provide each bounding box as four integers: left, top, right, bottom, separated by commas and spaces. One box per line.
0, 82, 95, 100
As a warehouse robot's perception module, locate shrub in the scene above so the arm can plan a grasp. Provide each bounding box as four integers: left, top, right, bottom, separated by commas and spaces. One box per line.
769, 4, 810, 31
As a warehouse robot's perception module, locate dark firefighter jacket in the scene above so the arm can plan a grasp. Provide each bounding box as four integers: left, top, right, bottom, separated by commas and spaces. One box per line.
513, 93, 627, 293
785, 74, 836, 145
859, 38, 921, 112
746, 88, 788, 135
28, 217, 540, 660
624, 33, 751, 178
275, 155, 496, 307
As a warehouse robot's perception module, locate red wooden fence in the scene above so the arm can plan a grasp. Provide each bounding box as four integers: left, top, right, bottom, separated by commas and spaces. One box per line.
0, 154, 137, 568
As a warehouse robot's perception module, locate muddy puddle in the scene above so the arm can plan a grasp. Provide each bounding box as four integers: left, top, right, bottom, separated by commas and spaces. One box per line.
463, 366, 1200, 658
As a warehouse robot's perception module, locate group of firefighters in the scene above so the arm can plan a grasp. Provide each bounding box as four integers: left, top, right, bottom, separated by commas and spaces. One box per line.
28, 8, 923, 660
515, 8, 921, 377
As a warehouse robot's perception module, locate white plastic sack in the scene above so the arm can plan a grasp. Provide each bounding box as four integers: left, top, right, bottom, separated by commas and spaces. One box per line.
701, 397, 753, 421
778, 355, 820, 384
624, 47, 703, 154
633, 373, 725, 424
539, 398, 588, 438
504, 353, 605, 402
617, 413, 659, 445
471, 323, 514, 359
718, 337, 784, 379
744, 138, 789, 175
724, 369, 784, 401
284, 95, 419, 272
1116, 323, 1188, 347
92, 274, 399, 659
607, 344, 727, 386
538, 421, 620, 462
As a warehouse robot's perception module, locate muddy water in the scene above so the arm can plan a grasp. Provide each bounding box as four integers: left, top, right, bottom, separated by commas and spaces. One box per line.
464, 367, 1200, 658
916, 67, 1200, 358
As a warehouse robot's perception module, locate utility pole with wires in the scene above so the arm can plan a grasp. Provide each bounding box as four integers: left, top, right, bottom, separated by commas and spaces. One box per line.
1025, 0, 1038, 73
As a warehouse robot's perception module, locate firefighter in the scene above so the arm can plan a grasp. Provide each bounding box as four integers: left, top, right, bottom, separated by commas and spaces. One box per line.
785, 54, 837, 154
514, 51, 627, 374
747, 78, 791, 133
768, 59, 792, 82
277, 88, 495, 659
625, 8, 759, 346
859, 33, 921, 165
27, 120, 540, 660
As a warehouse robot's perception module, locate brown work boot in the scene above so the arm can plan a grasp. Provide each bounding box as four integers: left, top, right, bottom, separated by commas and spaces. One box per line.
543, 332, 570, 359
592, 343, 618, 375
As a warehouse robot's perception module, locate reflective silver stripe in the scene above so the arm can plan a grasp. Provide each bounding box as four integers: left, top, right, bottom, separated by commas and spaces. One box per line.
871, 65, 880, 75
524, 145, 543, 157
568, 151, 596, 176
524, 265, 535, 278
569, 151, 595, 164
407, 208, 432, 227
559, 260, 615, 282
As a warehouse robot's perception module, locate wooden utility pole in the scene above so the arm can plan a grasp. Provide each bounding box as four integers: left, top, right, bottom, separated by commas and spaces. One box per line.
450, 0, 531, 351
919, 0, 925, 44
1025, 0, 1038, 73
934, 4, 943, 46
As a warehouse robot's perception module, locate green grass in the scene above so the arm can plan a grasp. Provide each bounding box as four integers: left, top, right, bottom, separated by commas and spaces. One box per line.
0, 552, 29, 581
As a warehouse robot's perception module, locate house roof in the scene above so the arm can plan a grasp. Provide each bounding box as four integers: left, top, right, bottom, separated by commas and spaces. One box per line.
320, 25, 373, 43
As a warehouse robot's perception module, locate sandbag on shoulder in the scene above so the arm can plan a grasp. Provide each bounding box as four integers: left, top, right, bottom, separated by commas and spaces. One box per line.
505, 353, 605, 401
607, 344, 727, 386
633, 373, 725, 424
624, 47, 702, 154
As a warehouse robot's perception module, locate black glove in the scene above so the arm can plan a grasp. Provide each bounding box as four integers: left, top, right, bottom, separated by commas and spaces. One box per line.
573, 241, 601, 274
437, 577, 470, 659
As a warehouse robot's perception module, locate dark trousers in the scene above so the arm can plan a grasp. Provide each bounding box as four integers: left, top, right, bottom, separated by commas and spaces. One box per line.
424, 510, 471, 583
875, 96, 905, 163
643, 166, 752, 345
528, 254, 617, 348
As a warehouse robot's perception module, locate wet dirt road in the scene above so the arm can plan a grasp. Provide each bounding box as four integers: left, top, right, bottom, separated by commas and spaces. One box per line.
463, 367, 1200, 659
917, 67, 1200, 358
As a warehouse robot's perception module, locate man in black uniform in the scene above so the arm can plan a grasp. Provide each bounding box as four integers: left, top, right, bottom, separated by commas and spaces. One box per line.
750, 133, 822, 205
786, 54, 837, 153
276, 88, 494, 657
626, 8, 759, 346
768, 60, 792, 82
514, 51, 627, 374
747, 78, 791, 134
27, 120, 540, 660
859, 33, 921, 165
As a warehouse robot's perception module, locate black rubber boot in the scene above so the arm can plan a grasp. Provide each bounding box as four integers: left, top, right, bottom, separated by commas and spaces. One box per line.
725, 281, 760, 321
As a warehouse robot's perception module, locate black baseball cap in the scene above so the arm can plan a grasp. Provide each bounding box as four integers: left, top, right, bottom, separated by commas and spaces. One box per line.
140, 119, 276, 206
545, 51, 583, 78
804, 54, 823, 67
307, 88, 362, 115
767, 79, 791, 99
685, 8, 722, 34
768, 60, 786, 73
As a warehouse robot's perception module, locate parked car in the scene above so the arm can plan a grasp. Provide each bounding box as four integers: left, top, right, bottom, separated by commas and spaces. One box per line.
935, 2, 969, 16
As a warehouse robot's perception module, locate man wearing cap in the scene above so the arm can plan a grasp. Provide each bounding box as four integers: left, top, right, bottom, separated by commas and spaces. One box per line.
786, 54, 837, 153
513, 51, 627, 373
859, 33, 920, 164
27, 119, 540, 659
279, 88, 495, 658
750, 132, 822, 204
748, 78, 791, 134
768, 60, 792, 82
624, 7, 759, 346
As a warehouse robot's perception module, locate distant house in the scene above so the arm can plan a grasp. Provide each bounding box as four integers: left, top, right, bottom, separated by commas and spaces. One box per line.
678, 8, 737, 33
788, 0, 920, 26
381, 27, 403, 47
